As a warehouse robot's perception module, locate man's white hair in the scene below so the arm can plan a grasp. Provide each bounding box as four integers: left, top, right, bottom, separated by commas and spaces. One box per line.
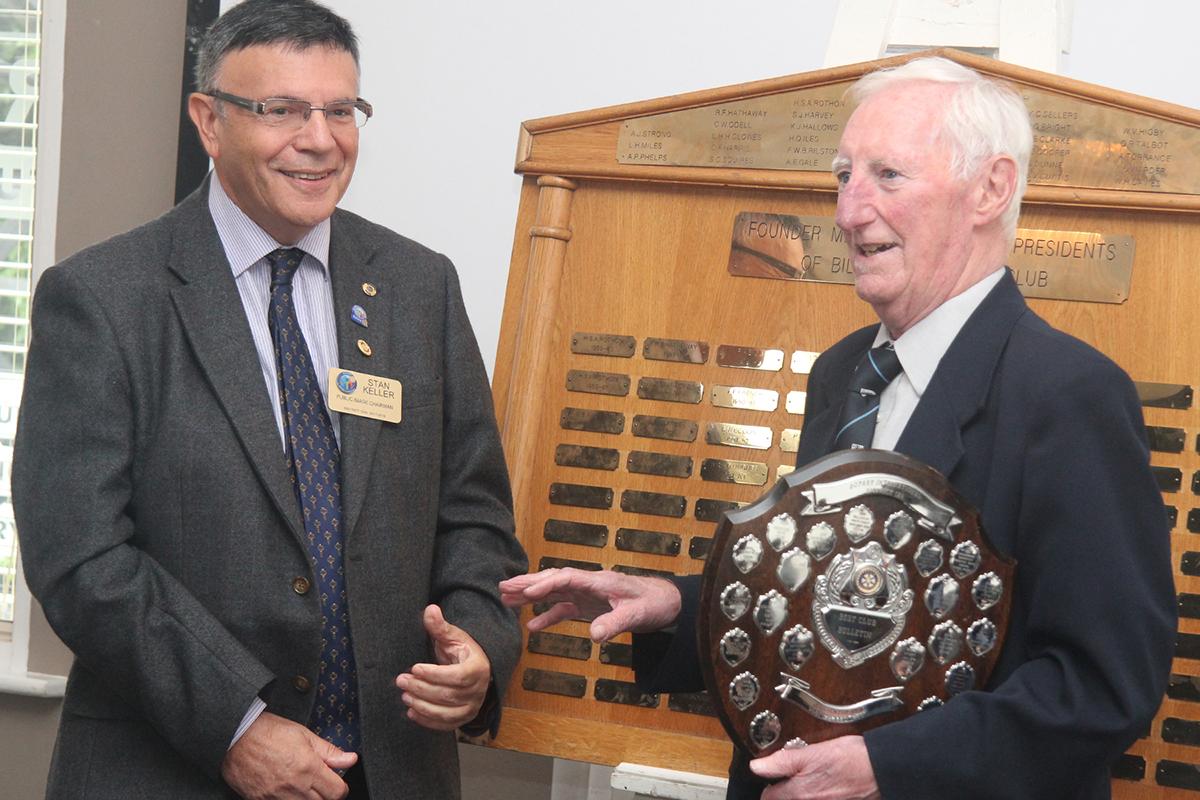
850, 56, 1033, 238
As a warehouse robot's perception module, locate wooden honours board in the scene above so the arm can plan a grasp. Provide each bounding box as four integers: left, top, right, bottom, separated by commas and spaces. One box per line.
490, 49, 1200, 796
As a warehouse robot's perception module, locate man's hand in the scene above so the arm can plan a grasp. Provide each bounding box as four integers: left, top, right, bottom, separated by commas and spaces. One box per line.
749, 735, 880, 800
220, 711, 356, 800
499, 567, 682, 642
395, 604, 492, 731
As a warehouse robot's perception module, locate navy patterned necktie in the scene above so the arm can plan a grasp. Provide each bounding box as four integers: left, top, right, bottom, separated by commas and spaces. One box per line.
266, 248, 360, 752
832, 342, 903, 451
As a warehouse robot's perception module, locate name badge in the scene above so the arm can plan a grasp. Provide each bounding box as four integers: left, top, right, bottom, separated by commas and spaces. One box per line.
327, 368, 402, 423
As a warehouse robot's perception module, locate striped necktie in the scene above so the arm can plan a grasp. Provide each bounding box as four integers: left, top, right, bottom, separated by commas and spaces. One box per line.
266, 247, 360, 752
832, 342, 903, 451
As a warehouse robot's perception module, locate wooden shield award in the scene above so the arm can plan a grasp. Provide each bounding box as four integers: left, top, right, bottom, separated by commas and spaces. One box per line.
698, 449, 1015, 756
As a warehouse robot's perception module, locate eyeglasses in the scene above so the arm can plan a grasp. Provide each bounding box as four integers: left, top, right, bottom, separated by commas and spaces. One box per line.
207, 90, 373, 129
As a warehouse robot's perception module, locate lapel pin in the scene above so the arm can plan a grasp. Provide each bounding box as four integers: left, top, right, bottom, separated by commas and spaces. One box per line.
351, 304, 369, 328
357, 339, 373, 357
362, 282, 378, 297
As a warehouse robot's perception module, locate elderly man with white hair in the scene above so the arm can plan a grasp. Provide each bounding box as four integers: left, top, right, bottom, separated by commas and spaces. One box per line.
502, 56, 1175, 799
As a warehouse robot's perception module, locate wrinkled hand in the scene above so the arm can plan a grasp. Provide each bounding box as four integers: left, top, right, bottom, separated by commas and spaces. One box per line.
395, 604, 492, 731
749, 736, 880, 800
220, 711, 356, 800
499, 567, 681, 642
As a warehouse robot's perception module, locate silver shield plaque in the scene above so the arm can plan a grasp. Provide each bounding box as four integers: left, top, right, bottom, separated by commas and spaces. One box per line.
699, 449, 1015, 756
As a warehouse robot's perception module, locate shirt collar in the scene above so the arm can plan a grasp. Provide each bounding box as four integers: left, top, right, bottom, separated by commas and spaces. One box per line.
207, 175, 331, 280
873, 268, 1006, 397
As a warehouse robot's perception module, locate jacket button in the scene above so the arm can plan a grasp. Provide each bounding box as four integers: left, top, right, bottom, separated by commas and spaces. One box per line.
292, 675, 311, 693
292, 576, 311, 595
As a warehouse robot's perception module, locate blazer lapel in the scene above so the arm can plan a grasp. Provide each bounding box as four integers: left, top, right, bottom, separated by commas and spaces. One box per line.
328, 214, 389, 539
166, 191, 305, 539
895, 272, 1029, 477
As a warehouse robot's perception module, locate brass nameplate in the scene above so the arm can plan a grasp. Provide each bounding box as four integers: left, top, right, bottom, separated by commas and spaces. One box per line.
688, 536, 713, 560
599, 642, 633, 667
539, 556, 602, 572
1153, 466, 1182, 493
777, 464, 796, 479
614, 564, 675, 578
522, 668, 586, 698
571, 332, 636, 358
617, 79, 1200, 195
532, 601, 589, 622
621, 489, 687, 517
617, 81, 851, 171
716, 345, 784, 371
780, 428, 801, 453
727, 212, 1135, 304
700, 458, 769, 486
786, 391, 807, 415
549, 482, 613, 509
711, 385, 779, 411
705, 422, 773, 450
528, 631, 593, 661
627, 451, 694, 478
1147, 425, 1186, 454
791, 350, 820, 374
595, 678, 659, 708
544, 519, 609, 548
632, 414, 699, 442
560, 407, 625, 434
695, 498, 745, 522
668, 691, 717, 716
644, 337, 710, 364
639, 377, 704, 404
567, 369, 631, 396
1136, 382, 1193, 410
555, 444, 620, 471
616, 527, 682, 556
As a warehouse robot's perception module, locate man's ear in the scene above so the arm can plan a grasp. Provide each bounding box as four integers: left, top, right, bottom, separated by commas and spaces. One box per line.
187, 93, 222, 160
974, 154, 1018, 227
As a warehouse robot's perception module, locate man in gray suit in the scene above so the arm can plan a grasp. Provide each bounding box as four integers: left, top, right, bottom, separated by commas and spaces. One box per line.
13, 1, 526, 797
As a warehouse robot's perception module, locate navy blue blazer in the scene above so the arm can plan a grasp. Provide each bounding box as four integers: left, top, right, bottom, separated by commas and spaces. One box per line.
636, 273, 1175, 799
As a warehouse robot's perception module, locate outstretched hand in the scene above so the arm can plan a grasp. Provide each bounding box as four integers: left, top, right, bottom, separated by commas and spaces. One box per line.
499, 567, 681, 642
395, 605, 493, 731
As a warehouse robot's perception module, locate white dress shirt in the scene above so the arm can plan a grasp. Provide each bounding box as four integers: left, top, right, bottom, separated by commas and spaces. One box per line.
871, 269, 1006, 450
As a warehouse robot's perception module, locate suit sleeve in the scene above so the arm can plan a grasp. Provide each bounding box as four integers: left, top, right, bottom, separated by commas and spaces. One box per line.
13, 266, 273, 778
864, 353, 1176, 798
426, 256, 527, 734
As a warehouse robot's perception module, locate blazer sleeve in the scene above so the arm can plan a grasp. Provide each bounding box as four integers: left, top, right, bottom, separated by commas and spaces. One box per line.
425, 256, 527, 733
13, 266, 274, 778
864, 353, 1176, 798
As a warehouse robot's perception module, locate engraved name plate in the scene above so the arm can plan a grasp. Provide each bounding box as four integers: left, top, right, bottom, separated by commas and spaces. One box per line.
716, 345, 785, 372
786, 391, 807, 415
669, 691, 717, 716
527, 631, 593, 661
567, 369, 630, 396
712, 386, 779, 411
696, 498, 745, 522
555, 444, 620, 471
560, 407, 625, 434
780, 429, 801, 453
706, 422, 773, 450
791, 351, 820, 374
543, 519, 608, 548
1135, 381, 1193, 410
539, 556, 602, 572
616, 527, 682, 556
599, 642, 633, 667
621, 489, 687, 517
701, 458, 769, 486
522, 668, 586, 698
571, 332, 636, 358
627, 451, 694, 478
633, 414, 699, 442
595, 678, 660, 708
1146, 425, 1186, 454
689, 536, 713, 560
639, 377, 705, 404
549, 482, 613, 509
643, 337, 710, 364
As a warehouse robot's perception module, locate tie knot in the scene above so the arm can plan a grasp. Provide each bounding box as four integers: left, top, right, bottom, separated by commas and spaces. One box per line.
850, 343, 902, 397
267, 248, 305, 288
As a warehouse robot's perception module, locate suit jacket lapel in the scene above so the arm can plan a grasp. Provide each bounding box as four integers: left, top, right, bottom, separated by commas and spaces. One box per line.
328, 213, 389, 539
166, 189, 305, 539
895, 272, 1029, 477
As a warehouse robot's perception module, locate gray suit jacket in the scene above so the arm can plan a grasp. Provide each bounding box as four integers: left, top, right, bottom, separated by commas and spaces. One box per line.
13, 184, 527, 798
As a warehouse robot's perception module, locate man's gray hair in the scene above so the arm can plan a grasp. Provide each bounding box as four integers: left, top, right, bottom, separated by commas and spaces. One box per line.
850, 56, 1032, 238
194, 0, 359, 94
